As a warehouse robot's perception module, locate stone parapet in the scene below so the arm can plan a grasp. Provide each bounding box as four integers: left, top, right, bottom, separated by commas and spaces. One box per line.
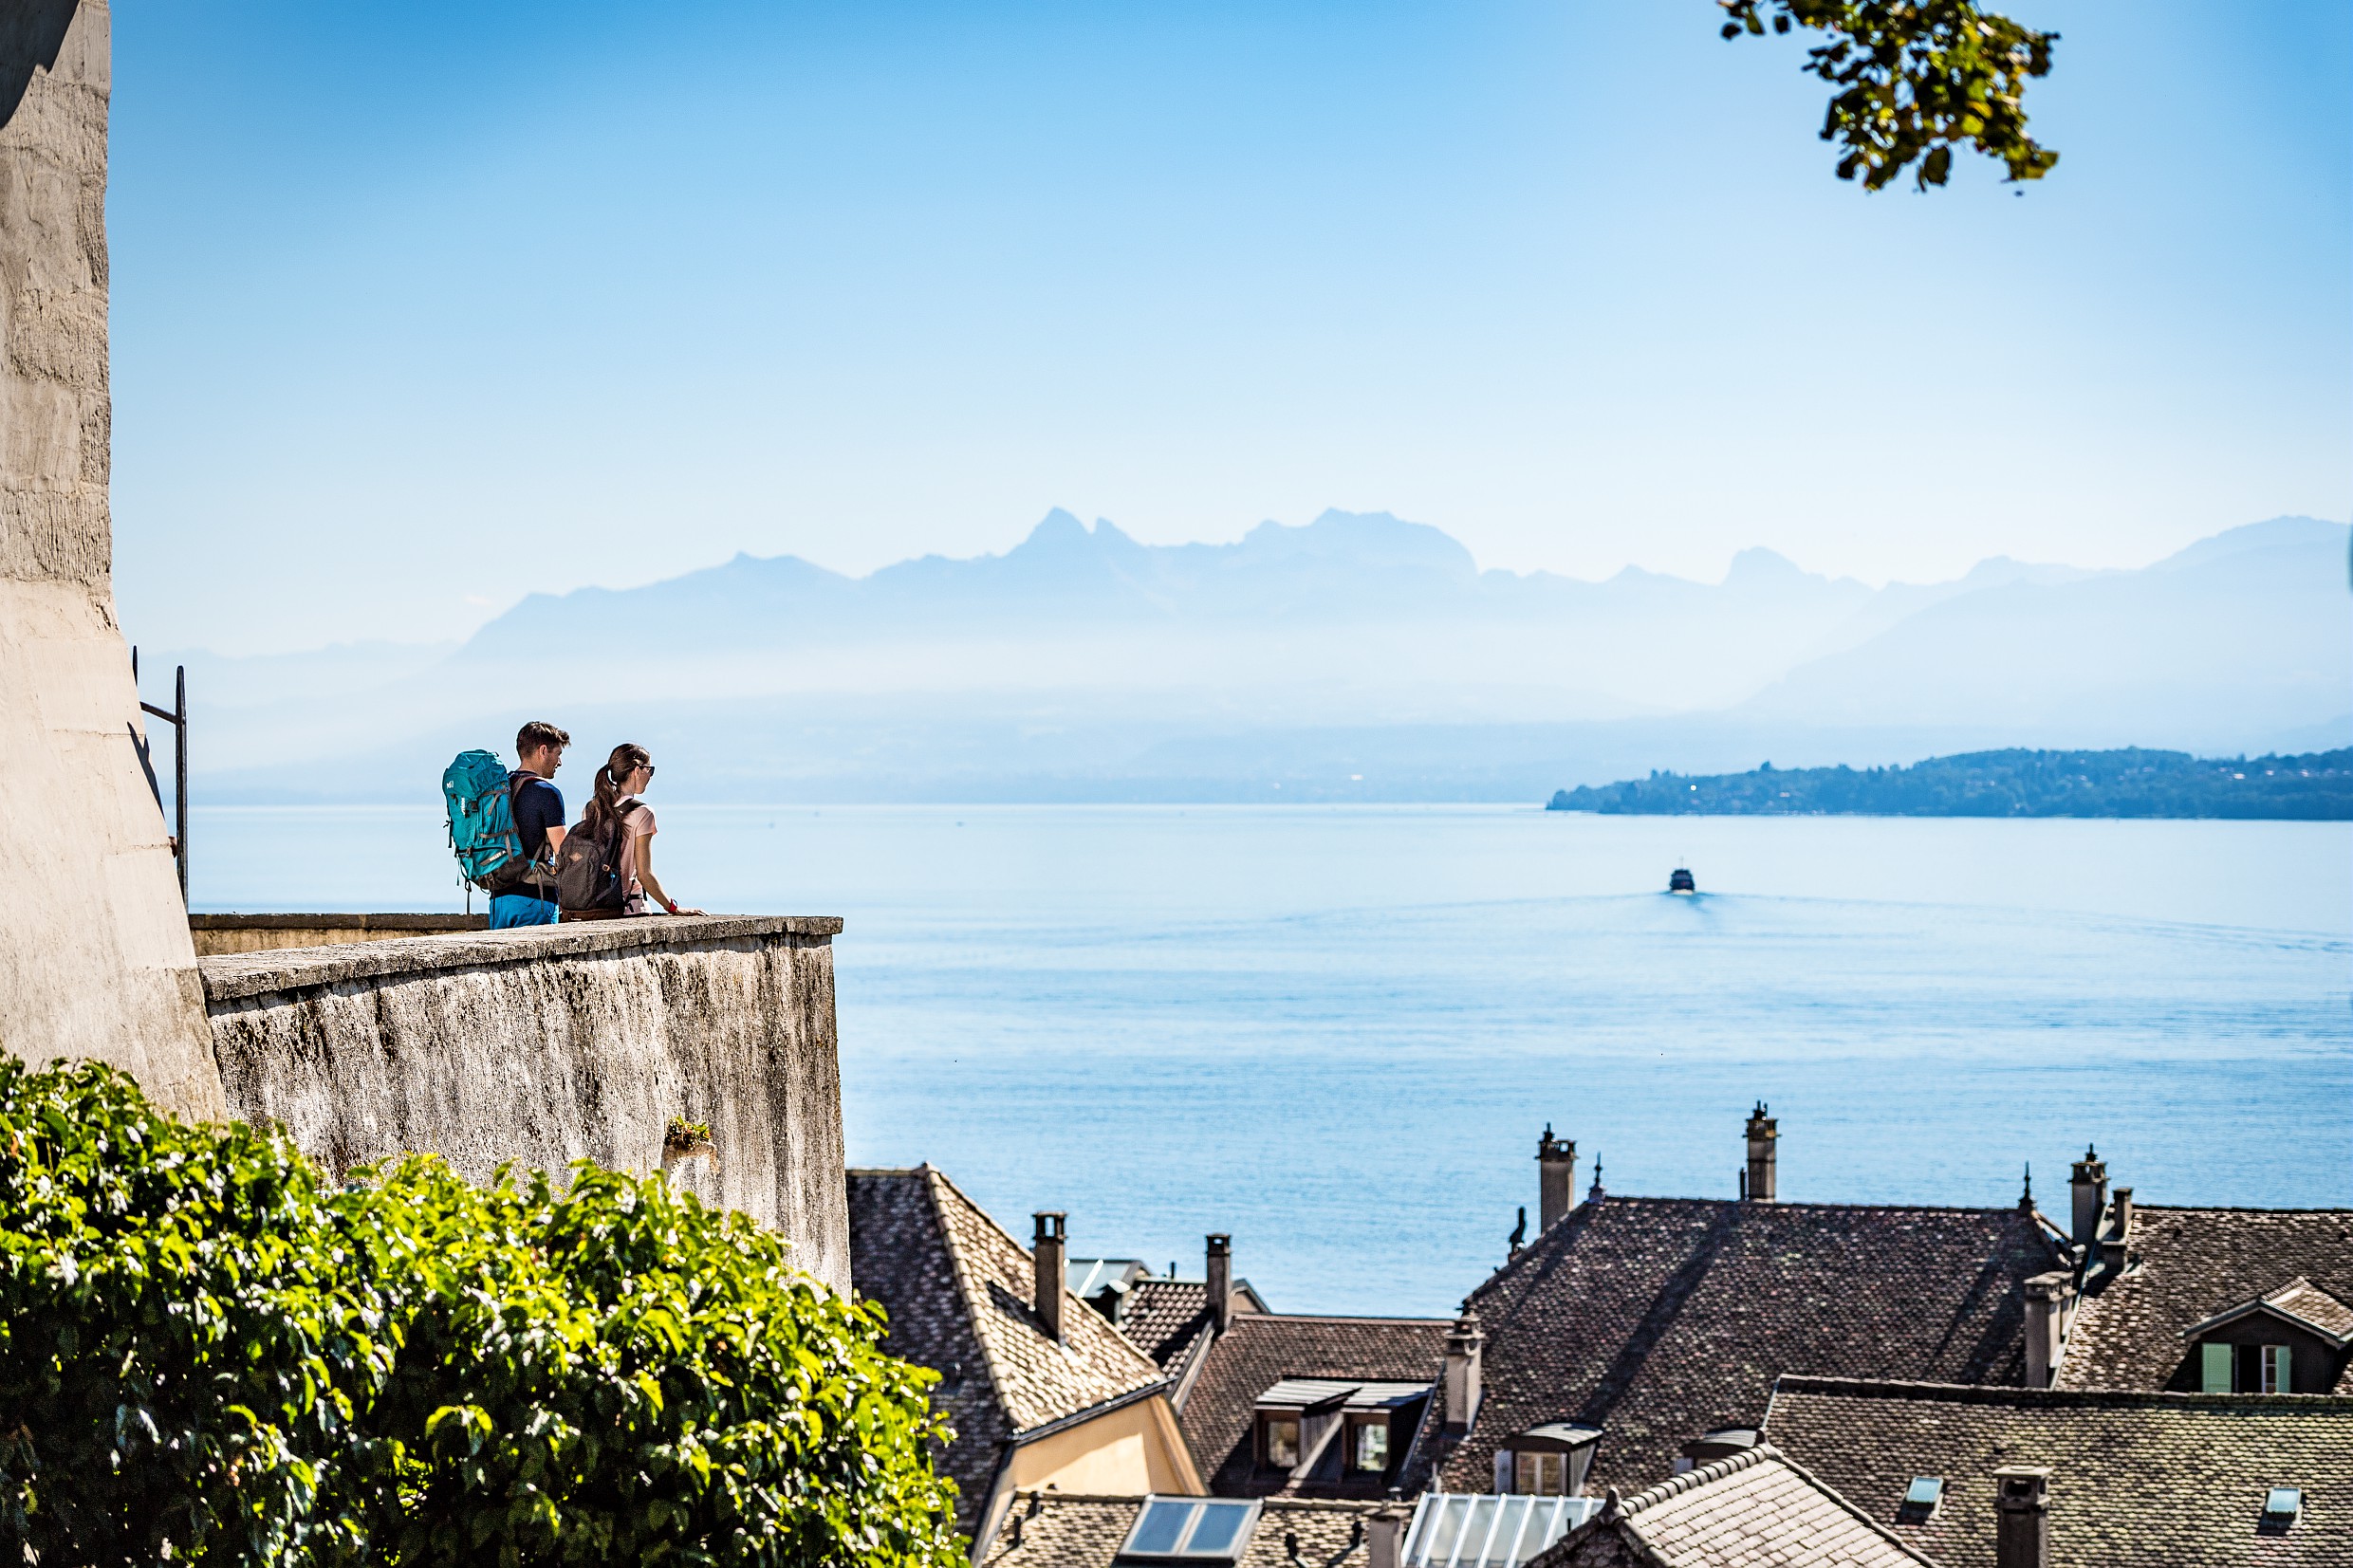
203, 914, 851, 1291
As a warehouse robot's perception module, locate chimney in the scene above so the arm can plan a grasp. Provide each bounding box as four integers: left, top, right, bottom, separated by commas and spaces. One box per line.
2100, 1185, 2135, 1274
1365, 1505, 1405, 1568
1032, 1211, 1066, 1341
1443, 1306, 1485, 1431
2022, 1270, 2069, 1387
2069, 1146, 2106, 1252
1206, 1233, 1233, 1335
1537, 1124, 1578, 1231
1744, 1102, 1777, 1203
1992, 1467, 2050, 1568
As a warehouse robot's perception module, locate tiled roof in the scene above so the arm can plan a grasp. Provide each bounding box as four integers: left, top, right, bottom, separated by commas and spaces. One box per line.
1765, 1376, 2353, 1568
979, 1491, 1393, 1568
1124, 1279, 1214, 1366
848, 1168, 1170, 1528
2262, 1277, 2353, 1341
1181, 1314, 1454, 1496
1533, 1445, 1938, 1568
2060, 1208, 2353, 1389
1436, 1196, 2066, 1496
1119, 1277, 1272, 1370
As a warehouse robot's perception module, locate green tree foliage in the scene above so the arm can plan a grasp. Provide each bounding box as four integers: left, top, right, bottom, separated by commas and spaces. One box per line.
1547, 747, 2353, 819
0, 1059, 961, 1567
1720, 0, 2059, 191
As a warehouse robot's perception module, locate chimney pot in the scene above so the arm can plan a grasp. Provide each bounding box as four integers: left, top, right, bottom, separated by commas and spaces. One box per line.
1537, 1125, 1578, 1231
1992, 1467, 2051, 1568
1365, 1506, 1406, 1568
1206, 1233, 1233, 1335
1443, 1305, 1485, 1431
2069, 1146, 2107, 1251
1032, 1211, 1067, 1342
1744, 1102, 1778, 1203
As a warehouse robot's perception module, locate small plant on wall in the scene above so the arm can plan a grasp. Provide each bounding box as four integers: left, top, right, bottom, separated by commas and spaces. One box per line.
666, 1114, 714, 1153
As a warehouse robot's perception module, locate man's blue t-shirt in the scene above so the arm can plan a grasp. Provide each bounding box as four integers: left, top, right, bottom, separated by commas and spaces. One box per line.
510, 776, 565, 904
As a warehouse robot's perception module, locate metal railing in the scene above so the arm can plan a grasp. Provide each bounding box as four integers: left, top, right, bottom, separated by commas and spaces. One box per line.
131, 648, 188, 904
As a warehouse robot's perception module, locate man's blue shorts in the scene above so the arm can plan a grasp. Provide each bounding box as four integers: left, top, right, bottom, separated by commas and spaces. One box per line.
490, 895, 559, 929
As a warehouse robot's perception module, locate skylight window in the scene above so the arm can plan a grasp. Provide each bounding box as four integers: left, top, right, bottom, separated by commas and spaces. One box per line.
1121, 1499, 1262, 1562
1402, 1493, 1602, 1568
2263, 1488, 2302, 1525
1903, 1478, 1944, 1509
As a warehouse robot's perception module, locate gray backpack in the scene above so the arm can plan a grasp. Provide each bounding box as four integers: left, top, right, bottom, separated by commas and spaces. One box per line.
552, 801, 634, 911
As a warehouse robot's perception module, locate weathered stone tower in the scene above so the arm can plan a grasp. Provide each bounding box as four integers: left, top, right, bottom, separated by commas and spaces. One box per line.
0, 1, 225, 1117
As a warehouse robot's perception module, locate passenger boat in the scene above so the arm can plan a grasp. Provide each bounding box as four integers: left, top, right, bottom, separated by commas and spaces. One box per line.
1667, 866, 1696, 895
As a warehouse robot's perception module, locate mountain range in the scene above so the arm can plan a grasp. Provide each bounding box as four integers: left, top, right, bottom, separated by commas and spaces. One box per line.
174, 510, 2351, 802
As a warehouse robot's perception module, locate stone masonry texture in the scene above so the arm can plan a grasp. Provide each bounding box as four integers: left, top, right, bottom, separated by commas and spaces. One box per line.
204, 917, 852, 1292
0, 0, 224, 1118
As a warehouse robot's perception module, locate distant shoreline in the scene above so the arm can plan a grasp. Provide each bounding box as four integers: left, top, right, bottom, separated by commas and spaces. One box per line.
1546, 747, 2353, 821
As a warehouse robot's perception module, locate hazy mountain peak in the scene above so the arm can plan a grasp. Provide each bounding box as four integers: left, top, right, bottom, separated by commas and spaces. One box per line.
1722, 546, 1811, 586
1235, 508, 1479, 577
1017, 507, 1092, 551
2151, 515, 2350, 573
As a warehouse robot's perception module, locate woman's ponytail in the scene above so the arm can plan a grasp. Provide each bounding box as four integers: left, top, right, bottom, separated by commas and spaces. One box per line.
584, 742, 650, 840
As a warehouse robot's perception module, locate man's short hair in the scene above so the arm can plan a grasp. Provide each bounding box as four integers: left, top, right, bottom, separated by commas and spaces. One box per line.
516, 721, 571, 756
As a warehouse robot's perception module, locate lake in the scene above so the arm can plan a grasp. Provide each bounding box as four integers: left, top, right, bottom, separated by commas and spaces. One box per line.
191, 804, 2353, 1317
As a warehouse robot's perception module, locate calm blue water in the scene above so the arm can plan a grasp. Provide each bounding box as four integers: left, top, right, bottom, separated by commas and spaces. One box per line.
192, 805, 2353, 1315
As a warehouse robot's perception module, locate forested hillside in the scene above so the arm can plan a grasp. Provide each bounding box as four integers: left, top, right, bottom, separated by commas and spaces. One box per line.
1547, 748, 2353, 820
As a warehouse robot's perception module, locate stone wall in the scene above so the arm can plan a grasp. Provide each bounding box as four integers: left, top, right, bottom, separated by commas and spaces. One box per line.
0, 0, 224, 1118
191, 913, 487, 956
203, 915, 852, 1292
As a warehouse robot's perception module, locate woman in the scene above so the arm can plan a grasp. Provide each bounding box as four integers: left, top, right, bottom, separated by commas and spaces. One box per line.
562, 743, 704, 919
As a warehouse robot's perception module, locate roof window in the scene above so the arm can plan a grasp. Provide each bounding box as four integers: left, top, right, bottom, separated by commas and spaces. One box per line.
1121, 1499, 1262, 1562
1898, 1477, 1944, 1524
1401, 1493, 1602, 1568
2262, 1488, 2302, 1527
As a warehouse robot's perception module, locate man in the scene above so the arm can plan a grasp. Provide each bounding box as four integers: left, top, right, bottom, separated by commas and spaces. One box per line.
491, 720, 571, 930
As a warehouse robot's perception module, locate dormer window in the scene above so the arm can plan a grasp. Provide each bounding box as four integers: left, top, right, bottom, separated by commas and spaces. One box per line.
2180, 1277, 2349, 1394
1259, 1414, 1301, 1468
1494, 1422, 1603, 1497
2198, 1343, 2292, 1393
1251, 1378, 1430, 1484
1514, 1451, 1567, 1495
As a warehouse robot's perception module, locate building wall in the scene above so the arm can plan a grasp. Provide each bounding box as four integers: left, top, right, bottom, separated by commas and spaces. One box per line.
0, 0, 224, 1119
202, 915, 852, 1292
1004, 1397, 1201, 1499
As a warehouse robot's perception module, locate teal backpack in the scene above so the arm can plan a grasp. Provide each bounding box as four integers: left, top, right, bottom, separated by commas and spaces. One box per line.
443, 749, 534, 894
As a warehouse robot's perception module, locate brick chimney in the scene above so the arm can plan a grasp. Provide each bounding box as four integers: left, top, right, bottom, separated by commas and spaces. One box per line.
1443, 1306, 1485, 1431
1992, 1467, 2050, 1568
1033, 1211, 1066, 1341
1206, 1232, 1233, 1335
1365, 1505, 1406, 1568
1537, 1125, 1578, 1231
1744, 1102, 1777, 1203
2022, 1271, 2069, 1387
2069, 1146, 2106, 1252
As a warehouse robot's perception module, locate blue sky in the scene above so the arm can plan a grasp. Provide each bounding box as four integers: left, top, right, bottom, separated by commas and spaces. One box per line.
109, 1, 2349, 653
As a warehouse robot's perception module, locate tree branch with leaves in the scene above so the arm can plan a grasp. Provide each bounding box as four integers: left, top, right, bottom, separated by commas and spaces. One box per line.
1722, 0, 2059, 192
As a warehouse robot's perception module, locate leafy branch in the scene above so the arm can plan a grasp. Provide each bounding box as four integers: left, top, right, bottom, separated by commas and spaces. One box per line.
1721, 0, 2059, 191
